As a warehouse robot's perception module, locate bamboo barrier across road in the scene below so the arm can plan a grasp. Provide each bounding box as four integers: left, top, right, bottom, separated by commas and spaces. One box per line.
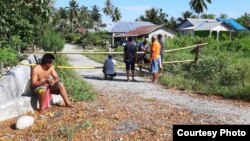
20, 43, 207, 69
19, 60, 200, 69
24, 43, 208, 55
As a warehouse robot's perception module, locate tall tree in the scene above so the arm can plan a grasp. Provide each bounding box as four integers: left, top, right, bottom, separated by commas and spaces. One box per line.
103, 0, 113, 16
91, 5, 102, 26
53, 7, 68, 32
219, 13, 228, 19
189, 0, 212, 16
237, 13, 250, 28
66, 0, 79, 32
169, 16, 178, 28
79, 6, 92, 28
111, 7, 121, 22
136, 8, 168, 25
177, 10, 196, 23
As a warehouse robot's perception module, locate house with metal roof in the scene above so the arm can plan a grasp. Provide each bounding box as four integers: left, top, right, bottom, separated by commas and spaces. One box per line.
115, 24, 177, 39
108, 21, 155, 45
108, 21, 155, 34
176, 18, 248, 40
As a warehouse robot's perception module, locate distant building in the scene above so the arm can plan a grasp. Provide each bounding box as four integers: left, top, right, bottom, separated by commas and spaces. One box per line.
176, 18, 248, 40
108, 21, 177, 45
108, 21, 155, 45
115, 24, 177, 40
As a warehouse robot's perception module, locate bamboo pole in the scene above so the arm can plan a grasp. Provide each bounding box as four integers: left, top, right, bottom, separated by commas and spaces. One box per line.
23, 43, 208, 55
164, 43, 208, 53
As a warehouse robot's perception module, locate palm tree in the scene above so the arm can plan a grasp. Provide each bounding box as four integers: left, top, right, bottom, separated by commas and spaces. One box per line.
111, 7, 121, 22
66, 0, 79, 32
137, 8, 168, 25
91, 5, 102, 26
189, 0, 212, 16
177, 10, 196, 23
79, 6, 92, 28
219, 13, 228, 19
103, 0, 113, 16
169, 16, 178, 28
52, 7, 68, 32
237, 13, 250, 28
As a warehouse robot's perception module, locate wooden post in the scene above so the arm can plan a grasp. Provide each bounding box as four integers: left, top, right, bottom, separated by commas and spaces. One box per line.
32, 44, 37, 52
194, 44, 202, 65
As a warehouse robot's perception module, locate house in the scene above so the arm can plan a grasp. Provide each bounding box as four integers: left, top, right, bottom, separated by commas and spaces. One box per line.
114, 24, 177, 41
176, 18, 248, 40
108, 21, 155, 45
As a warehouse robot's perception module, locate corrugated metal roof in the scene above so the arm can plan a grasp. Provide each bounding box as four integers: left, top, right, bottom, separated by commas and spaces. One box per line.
194, 22, 221, 31
109, 21, 155, 33
115, 25, 164, 37
217, 18, 247, 31
187, 18, 217, 25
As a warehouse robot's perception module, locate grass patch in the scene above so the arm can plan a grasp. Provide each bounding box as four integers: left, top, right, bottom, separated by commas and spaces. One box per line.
55, 55, 96, 102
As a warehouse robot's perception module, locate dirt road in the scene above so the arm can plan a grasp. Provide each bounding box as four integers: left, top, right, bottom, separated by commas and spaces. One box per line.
0, 44, 249, 141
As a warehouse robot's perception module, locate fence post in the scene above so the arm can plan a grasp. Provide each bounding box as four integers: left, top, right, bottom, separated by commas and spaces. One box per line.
194, 44, 202, 65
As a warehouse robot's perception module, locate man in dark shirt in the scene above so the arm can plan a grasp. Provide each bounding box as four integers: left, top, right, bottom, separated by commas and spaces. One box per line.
123, 37, 137, 81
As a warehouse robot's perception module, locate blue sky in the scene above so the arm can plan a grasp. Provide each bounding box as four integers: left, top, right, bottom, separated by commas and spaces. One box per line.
54, 0, 250, 24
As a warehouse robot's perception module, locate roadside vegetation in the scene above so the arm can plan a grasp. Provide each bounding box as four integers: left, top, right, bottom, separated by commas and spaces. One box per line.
161, 32, 250, 100
1, 0, 250, 100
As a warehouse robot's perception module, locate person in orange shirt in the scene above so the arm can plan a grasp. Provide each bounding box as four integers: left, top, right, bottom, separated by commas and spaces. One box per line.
150, 36, 161, 83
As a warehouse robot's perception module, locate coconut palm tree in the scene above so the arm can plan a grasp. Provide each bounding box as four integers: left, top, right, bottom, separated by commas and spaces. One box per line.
66, 0, 79, 32
219, 13, 228, 19
111, 7, 121, 22
169, 16, 178, 28
237, 13, 250, 28
177, 10, 196, 23
53, 7, 68, 32
136, 8, 168, 25
91, 5, 102, 26
103, 0, 113, 16
189, 0, 212, 16
79, 6, 92, 28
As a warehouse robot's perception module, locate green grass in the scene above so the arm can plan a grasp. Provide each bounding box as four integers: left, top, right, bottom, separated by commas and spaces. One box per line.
55, 55, 96, 102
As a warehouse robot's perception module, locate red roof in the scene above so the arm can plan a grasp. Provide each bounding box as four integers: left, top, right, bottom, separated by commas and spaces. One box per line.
115, 25, 164, 37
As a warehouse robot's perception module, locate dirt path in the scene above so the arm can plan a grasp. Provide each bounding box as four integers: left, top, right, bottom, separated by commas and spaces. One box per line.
65, 44, 250, 124
1, 44, 250, 141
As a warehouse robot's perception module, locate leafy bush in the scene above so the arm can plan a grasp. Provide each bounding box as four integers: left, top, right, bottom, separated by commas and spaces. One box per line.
0, 47, 18, 67
40, 31, 65, 51
162, 34, 250, 99
82, 32, 110, 48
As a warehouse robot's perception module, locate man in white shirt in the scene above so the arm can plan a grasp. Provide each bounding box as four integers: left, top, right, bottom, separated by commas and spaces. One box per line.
103, 55, 117, 80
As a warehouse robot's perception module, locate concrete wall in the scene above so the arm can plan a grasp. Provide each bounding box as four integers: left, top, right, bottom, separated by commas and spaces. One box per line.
0, 55, 38, 121
0, 54, 63, 122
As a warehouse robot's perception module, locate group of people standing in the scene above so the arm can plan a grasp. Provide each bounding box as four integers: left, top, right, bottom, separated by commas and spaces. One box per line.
103, 34, 165, 83
32, 34, 165, 112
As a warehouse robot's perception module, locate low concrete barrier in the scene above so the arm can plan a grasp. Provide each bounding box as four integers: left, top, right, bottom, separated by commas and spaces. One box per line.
0, 54, 62, 122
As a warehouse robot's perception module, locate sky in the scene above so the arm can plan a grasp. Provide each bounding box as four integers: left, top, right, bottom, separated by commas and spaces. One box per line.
54, 0, 250, 25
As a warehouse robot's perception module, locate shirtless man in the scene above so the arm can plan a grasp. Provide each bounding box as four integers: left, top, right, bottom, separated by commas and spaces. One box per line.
31, 53, 73, 112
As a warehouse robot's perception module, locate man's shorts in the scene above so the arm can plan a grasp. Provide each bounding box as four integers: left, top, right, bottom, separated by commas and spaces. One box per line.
151, 57, 161, 73
125, 61, 135, 71
34, 82, 61, 95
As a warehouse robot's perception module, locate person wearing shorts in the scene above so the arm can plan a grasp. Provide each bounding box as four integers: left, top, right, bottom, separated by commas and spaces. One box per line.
150, 36, 161, 83
124, 37, 137, 81
32, 53, 73, 112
